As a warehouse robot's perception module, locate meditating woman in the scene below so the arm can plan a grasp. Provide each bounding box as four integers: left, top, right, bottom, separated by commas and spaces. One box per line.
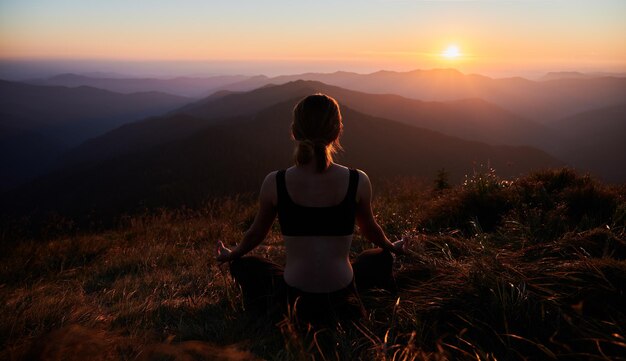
215, 93, 410, 325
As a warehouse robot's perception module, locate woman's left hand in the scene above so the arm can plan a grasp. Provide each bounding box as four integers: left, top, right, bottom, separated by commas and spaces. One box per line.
392, 235, 413, 255
216, 241, 233, 263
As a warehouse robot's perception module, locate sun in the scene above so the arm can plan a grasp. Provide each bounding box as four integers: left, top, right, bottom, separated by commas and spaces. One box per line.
442, 45, 461, 59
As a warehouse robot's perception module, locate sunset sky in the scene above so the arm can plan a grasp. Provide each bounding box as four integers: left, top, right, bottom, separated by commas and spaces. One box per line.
1, 0, 625, 78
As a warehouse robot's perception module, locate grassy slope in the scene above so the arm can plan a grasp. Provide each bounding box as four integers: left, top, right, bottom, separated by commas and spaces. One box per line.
1, 168, 625, 361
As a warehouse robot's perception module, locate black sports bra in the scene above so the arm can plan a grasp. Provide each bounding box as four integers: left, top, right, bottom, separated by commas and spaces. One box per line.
276, 168, 359, 236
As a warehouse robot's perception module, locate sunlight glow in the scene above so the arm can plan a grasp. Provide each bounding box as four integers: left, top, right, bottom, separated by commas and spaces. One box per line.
442, 45, 461, 59
1, 1, 624, 74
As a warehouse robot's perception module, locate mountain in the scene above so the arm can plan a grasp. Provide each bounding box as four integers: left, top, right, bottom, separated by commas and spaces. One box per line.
0, 80, 192, 190
541, 71, 626, 81
218, 69, 626, 123
0, 125, 67, 190
0, 80, 194, 145
552, 103, 626, 182
2, 100, 562, 222
200, 80, 558, 149
28, 73, 252, 97
540, 72, 592, 81
63, 80, 557, 168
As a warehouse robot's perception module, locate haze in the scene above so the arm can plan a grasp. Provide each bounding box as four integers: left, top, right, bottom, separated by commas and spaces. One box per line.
1, 0, 625, 79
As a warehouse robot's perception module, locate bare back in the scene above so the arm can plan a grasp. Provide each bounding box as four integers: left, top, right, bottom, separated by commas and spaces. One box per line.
277, 163, 357, 293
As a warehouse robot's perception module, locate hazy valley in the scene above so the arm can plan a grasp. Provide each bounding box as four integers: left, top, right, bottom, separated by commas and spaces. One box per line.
1, 69, 625, 222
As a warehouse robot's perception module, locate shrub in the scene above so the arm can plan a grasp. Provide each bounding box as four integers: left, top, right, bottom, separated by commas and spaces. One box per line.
511, 168, 621, 242
421, 165, 514, 234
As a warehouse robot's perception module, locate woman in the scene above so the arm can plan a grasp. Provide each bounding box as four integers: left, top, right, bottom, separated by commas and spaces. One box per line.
216, 94, 410, 325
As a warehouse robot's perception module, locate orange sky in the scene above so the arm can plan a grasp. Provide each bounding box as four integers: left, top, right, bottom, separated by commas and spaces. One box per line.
1, 0, 625, 76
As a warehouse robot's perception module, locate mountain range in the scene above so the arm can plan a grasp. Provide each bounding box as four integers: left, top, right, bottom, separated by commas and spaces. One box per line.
27, 73, 252, 98
551, 103, 626, 182
2, 69, 625, 223
28, 69, 626, 124
59, 80, 558, 168
2, 96, 561, 221
217, 69, 626, 123
0, 80, 191, 190
540, 71, 626, 81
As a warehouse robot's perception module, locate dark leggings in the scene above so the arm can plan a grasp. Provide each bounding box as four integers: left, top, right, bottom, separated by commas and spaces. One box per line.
229, 248, 395, 324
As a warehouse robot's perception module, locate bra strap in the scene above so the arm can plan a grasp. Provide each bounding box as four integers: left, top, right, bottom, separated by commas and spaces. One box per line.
347, 168, 359, 203
276, 169, 288, 204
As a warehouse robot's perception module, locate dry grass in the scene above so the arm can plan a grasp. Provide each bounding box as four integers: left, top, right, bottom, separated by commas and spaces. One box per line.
1, 168, 625, 360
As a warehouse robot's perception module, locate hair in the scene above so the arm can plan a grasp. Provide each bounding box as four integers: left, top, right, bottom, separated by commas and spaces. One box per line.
291, 93, 343, 172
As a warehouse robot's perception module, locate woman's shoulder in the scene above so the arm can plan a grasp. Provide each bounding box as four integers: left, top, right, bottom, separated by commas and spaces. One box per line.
332, 163, 368, 175
343, 165, 369, 182
350, 168, 371, 202
259, 171, 280, 204
262, 170, 281, 187
354, 168, 369, 179
266, 170, 280, 178
328, 163, 369, 181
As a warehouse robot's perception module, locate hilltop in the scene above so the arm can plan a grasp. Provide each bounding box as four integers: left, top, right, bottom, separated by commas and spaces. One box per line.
1, 168, 625, 360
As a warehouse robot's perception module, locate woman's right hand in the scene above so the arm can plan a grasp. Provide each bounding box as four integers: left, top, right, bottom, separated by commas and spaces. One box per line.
216, 241, 233, 263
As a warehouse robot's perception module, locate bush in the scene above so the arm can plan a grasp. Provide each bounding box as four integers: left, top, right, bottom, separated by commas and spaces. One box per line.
512, 168, 620, 242
421, 165, 514, 234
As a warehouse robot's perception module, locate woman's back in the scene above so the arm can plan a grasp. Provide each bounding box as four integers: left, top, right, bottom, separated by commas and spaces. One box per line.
217, 93, 405, 324
277, 163, 358, 293
281, 164, 353, 207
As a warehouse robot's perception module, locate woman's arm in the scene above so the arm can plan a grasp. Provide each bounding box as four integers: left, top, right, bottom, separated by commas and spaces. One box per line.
216, 172, 277, 262
355, 170, 408, 254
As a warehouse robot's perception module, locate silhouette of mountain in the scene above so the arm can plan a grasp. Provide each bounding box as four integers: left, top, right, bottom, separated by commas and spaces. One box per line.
218, 69, 626, 123
28, 73, 252, 97
59, 113, 244, 168
0, 125, 67, 191
0, 80, 192, 190
209, 80, 559, 149
63, 80, 557, 168
552, 103, 626, 182
58, 81, 338, 167
79, 71, 131, 79
0, 80, 193, 145
540, 72, 591, 81
541, 71, 626, 81
2, 100, 562, 221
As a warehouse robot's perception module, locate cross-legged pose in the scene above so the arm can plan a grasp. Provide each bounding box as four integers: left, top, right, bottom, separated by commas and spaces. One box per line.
216, 94, 410, 325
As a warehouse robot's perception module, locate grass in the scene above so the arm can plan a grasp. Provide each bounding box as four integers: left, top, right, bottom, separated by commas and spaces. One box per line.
1, 168, 625, 360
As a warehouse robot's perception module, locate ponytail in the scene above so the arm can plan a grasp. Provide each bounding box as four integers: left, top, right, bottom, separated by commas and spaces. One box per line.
294, 139, 331, 172
291, 94, 343, 173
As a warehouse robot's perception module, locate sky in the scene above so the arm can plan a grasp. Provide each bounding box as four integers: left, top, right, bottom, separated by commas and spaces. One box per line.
1, 0, 625, 78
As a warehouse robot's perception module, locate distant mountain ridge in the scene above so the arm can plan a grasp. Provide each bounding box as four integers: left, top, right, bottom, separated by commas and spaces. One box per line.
0, 79, 192, 190
60, 80, 558, 167
540, 71, 626, 81
216, 69, 626, 123
187, 80, 560, 149
551, 103, 626, 182
31, 69, 626, 124
2, 99, 562, 221
0, 80, 192, 144
28, 73, 253, 97
3, 72, 624, 223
